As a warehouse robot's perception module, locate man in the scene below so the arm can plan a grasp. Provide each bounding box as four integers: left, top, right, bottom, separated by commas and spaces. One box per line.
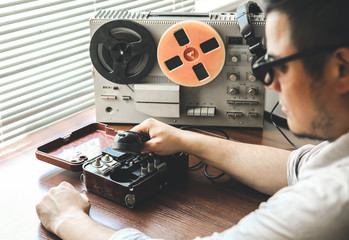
36, 0, 349, 239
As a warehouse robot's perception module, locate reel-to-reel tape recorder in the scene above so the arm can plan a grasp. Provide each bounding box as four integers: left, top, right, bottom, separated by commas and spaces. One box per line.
89, 7, 266, 127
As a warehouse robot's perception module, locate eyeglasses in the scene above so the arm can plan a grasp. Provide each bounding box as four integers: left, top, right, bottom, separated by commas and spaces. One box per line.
252, 46, 340, 86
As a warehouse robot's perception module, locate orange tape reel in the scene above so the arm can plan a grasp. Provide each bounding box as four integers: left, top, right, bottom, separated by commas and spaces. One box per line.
157, 20, 225, 87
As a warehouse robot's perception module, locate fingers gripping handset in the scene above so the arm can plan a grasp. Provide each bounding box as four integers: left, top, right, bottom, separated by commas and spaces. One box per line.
112, 130, 150, 154
129, 118, 186, 156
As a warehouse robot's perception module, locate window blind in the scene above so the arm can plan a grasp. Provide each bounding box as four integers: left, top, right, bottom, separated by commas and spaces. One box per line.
0, 0, 194, 153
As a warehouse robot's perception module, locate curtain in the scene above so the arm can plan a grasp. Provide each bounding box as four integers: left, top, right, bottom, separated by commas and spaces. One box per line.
0, 0, 194, 152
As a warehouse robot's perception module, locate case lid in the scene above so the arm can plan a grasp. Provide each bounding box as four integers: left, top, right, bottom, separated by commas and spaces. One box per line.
35, 123, 117, 172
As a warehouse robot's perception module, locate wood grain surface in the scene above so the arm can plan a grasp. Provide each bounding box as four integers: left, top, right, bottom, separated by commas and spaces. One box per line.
0, 106, 319, 240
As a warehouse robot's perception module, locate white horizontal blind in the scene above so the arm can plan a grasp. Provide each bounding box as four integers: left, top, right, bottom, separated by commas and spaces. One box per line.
0, 0, 194, 152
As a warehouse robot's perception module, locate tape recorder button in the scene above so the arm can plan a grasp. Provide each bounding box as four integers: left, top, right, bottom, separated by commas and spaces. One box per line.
122, 96, 131, 100
194, 108, 201, 116
200, 107, 208, 116
186, 107, 194, 116
101, 95, 117, 100
207, 107, 216, 117
249, 112, 259, 118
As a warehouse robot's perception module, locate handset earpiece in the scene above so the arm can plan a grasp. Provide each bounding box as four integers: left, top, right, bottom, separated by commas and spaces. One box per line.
112, 130, 150, 154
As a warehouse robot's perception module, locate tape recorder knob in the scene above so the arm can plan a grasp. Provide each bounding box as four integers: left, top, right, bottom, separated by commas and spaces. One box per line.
229, 87, 239, 95
248, 74, 257, 82
102, 154, 113, 163
231, 55, 239, 63
229, 73, 238, 81
248, 88, 258, 96
92, 158, 103, 168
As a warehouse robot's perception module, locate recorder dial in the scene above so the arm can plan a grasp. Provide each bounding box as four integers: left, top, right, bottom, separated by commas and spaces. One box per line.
90, 20, 157, 84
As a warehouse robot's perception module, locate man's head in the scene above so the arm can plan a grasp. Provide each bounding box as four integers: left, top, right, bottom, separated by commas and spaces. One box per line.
260, 0, 349, 141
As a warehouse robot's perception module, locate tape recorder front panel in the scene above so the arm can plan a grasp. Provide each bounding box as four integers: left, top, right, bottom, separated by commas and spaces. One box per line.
89, 10, 265, 127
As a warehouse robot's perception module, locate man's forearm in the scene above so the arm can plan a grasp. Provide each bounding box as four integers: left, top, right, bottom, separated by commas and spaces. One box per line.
179, 130, 291, 195
55, 211, 116, 240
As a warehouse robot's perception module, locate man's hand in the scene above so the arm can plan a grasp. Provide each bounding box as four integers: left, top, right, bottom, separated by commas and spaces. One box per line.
36, 181, 90, 235
131, 118, 185, 155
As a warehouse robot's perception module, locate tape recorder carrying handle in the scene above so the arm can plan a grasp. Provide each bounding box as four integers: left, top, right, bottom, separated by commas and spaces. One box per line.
237, 1, 265, 57
148, 12, 210, 18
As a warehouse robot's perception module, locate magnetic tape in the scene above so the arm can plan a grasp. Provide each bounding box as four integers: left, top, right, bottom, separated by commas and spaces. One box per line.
89, 6, 266, 127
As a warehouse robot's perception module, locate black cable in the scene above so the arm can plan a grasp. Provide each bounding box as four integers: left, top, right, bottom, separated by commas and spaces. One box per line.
203, 164, 225, 180
270, 101, 298, 149
264, 110, 289, 129
179, 125, 228, 180
179, 126, 204, 170
181, 101, 298, 178
188, 161, 204, 170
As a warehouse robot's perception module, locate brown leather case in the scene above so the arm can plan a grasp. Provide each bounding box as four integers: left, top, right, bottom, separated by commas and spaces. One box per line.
35, 123, 116, 172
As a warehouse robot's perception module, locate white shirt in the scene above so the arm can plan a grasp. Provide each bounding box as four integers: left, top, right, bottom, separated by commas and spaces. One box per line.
110, 132, 349, 240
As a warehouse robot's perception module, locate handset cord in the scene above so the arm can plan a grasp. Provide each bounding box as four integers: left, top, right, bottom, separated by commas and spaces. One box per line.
270, 101, 298, 149
179, 126, 227, 180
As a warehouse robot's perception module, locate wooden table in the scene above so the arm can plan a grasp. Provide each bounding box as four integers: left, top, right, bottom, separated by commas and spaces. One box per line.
0, 106, 319, 239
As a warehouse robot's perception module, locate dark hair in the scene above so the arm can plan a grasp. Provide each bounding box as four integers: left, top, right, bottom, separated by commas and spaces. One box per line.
262, 0, 349, 78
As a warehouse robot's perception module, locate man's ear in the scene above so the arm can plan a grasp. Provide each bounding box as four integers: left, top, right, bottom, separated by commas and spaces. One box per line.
334, 47, 349, 94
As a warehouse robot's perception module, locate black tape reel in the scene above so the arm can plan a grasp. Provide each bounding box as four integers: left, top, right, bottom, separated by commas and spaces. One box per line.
90, 20, 157, 84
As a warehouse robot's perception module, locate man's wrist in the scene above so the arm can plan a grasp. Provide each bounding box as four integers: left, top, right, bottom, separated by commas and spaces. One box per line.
54, 211, 90, 239
54, 210, 117, 240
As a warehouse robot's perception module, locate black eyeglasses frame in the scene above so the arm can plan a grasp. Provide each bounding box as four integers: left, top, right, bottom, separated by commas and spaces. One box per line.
252, 45, 340, 86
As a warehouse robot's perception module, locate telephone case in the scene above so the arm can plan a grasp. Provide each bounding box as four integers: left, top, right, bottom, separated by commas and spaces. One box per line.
35, 123, 188, 208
